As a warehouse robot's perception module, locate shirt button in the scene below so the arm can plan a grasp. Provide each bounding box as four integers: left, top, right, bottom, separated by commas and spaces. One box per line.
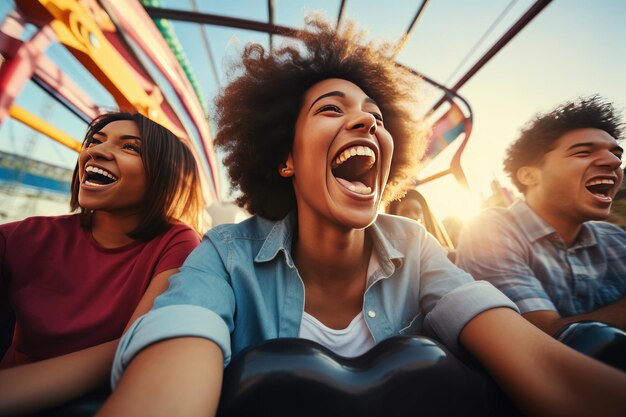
367, 310, 376, 318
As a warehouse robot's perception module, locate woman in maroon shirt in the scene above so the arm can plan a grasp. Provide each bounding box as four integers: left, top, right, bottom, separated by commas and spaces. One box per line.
0, 112, 203, 414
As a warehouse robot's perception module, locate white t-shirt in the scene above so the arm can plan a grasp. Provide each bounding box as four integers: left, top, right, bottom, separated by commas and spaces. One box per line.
299, 311, 375, 357
298, 251, 379, 357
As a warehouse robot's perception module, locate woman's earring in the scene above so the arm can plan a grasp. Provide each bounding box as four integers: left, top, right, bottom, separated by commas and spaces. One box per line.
279, 165, 293, 177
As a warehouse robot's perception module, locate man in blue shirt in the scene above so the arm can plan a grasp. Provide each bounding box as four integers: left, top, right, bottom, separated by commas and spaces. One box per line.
457, 96, 626, 336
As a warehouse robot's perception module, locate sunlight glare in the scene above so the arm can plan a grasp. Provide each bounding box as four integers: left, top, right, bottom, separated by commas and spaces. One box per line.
418, 175, 483, 224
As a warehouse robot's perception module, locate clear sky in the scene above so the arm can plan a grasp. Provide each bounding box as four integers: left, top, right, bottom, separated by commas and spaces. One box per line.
1, 0, 625, 222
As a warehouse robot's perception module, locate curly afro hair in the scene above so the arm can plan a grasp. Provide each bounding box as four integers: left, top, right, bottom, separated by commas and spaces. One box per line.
213, 15, 427, 220
504, 95, 624, 194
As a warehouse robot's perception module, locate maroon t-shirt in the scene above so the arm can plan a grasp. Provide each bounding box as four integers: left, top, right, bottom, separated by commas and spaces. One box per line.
0, 214, 200, 366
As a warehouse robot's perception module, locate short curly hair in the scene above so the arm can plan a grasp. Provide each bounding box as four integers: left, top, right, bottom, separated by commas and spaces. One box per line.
504, 95, 624, 193
213, 16, 427, 220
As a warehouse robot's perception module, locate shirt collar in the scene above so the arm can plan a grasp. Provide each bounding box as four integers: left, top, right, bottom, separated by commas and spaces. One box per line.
366, 220, 405, 277
254, 212, 297, 267
573, 225, 597, 249
510, 200, 597, 248
510, 200, 555, 243
253, 212, 405, 271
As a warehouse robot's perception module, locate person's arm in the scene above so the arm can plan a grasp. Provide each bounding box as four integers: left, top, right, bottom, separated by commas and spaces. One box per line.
0, 268, 179, 415
523, 296, 626, 335
419, 225, 626, 416
458, 213, 626, 334
96, 337, 223, 417
0, 340, 117, 416
99, 233, 235, 417
460, 307, 626, 417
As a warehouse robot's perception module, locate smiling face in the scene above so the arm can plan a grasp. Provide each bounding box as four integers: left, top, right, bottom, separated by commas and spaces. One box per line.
77, 119, 147, 215
523, 128, 624, 227
286, 78, 393, 230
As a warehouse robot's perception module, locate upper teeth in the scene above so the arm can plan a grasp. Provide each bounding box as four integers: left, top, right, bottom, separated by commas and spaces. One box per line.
86, 165, 117, 181
332, 145, 376, 168
586, 178, 614, 186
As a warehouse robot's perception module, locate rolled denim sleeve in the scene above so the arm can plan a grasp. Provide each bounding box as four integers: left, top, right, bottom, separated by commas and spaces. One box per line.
111, 305, 230, 387
111, 232, 237, 387
417, 229, 518, 353
425, 280, 518, 353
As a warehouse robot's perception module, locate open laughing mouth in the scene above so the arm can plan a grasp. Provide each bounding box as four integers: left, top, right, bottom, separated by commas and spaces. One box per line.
331, 144, 377, 195
83, 165, 118, 187
585, 177, 616, 201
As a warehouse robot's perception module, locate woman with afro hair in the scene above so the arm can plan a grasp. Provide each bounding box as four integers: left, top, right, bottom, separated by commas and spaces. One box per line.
100, 17, 626, 417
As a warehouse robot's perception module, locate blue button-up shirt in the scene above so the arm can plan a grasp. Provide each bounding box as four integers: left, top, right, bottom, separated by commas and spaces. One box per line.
457, 200, 626, 316
112, 213, 516, 386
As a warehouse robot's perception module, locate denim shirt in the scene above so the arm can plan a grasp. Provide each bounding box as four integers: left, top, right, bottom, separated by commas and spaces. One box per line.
112, 213, 516, 386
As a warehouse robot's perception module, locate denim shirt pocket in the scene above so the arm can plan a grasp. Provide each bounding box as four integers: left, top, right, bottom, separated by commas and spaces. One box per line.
398, 313, 422, 335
